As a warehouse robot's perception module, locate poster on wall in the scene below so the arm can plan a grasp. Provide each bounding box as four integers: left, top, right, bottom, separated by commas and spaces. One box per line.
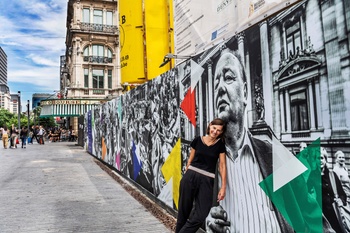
119, 0, 146, 83
173, 0, 238, 55
173, 0, 301, 56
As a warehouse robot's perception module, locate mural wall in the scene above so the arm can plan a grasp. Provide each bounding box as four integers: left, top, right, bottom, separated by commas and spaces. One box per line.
85, 0, 350, 231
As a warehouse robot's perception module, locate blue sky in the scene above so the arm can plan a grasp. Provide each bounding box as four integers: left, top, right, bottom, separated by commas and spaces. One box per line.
0, 0, 67, 110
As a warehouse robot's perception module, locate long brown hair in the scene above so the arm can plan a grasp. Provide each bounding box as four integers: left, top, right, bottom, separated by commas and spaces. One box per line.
206, 118, 226, 140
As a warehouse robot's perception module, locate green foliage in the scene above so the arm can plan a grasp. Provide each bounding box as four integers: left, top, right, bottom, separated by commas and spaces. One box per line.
0, 108, 17, 128
0, 108, 56, 130
0, 108, 31, 129
38, 117, 56, 129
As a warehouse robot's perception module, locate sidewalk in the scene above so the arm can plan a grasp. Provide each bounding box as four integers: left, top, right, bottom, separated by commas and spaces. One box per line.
0, 141, 174, 233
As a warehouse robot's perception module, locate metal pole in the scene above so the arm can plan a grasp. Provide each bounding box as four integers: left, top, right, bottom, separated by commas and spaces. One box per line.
17, 91, 21, 129
33, 108, 36, 128
27, 100, 30, 136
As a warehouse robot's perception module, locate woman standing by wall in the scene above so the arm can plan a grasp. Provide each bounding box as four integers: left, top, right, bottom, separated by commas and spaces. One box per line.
176, 118, 227, 233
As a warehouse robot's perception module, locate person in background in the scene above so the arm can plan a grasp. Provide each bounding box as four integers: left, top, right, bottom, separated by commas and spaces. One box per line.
299, 142, 307, 152
38, 125, 45, 145
10, 124, 18, 149
31, 126, 39, 144
61, 128, 67, 141
69, 129, 77, 142
308, 148, 347, 233
1, 125, 9, 149
176, 118, 227, 233
297, 142, 312, 182
20, 126, 28, 149
333, 150, 350, 203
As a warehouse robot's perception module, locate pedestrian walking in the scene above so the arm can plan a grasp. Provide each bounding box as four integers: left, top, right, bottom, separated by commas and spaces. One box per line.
1, 125, 9, 149
38, 125, 45, 145
20, 126, 28, 149
10, 124, 19, 149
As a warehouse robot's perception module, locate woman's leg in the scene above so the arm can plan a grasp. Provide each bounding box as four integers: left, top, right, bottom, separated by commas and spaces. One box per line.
2, 137, 5, 148
23, 137, 26, 148
179, 175, 214, 233
4, 135, 8, 148
176, 170, 197, 233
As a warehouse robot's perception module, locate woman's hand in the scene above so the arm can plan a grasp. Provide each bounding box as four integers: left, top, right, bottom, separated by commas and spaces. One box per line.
217, 188, 226, 202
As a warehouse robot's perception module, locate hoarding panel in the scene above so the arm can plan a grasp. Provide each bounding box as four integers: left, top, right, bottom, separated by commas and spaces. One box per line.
144, 0, 174, 79
119, 0, 145, 83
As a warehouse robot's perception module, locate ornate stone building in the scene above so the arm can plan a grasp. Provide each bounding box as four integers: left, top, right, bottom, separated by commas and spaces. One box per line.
60, 0, 121, 129
265, 0, 350, 158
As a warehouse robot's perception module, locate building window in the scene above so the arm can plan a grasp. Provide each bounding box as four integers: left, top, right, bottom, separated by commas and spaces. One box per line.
106, 11, 113, 25
84, 69, 89, 88
290, 91, 309, 131
83, 45, 113, 63
286, 21, 302, 58
93, 9, 103, 24
92, 69, 104, 88
92, 45, 104, 57
83, 8, 90, 23
83, 47, 89, 56
107, 48, 112, 58
108, 70, 112, 89
329, 89, 346, 128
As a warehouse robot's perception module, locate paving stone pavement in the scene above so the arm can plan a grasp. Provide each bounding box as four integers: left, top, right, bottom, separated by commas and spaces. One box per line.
0, 141, 173, 233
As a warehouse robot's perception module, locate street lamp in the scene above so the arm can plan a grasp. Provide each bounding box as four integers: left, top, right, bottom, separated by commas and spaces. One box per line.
159, 53, 192, 68
17, 91, 21, 129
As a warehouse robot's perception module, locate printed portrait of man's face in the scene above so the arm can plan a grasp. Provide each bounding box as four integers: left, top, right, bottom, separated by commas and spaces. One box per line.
214, 50, 247, 125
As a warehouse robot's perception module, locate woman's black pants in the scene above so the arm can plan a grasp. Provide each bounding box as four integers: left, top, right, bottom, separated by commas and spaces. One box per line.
175, 169, 214, 233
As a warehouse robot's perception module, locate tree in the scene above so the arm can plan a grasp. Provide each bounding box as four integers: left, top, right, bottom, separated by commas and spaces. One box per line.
0, 108, 17, 128
38, 117, 56, 129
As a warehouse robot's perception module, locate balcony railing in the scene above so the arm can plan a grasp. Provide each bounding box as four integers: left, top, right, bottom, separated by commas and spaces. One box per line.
92, 89, 105, 95
83, 56, 112, 63
80, 23, 119, 34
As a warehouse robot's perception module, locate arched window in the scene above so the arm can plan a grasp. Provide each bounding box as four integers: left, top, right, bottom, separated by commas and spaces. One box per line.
83, 45, 113, 63
107, 48, 112, 58
92, 45, 104, 57
83, 47, 89, 56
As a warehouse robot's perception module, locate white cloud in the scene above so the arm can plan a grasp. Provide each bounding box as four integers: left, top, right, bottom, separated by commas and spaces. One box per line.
0, 0, 67, 106
8, 66, 59, 89
28, 54, 60, 67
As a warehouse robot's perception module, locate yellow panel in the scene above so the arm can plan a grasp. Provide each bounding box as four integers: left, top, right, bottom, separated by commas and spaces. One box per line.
119, 0, 146, 84
144, 0, 174, 79
161, 138, 182, 209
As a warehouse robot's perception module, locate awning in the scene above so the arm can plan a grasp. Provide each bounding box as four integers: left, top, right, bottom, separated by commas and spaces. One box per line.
39, 99, 102, 117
